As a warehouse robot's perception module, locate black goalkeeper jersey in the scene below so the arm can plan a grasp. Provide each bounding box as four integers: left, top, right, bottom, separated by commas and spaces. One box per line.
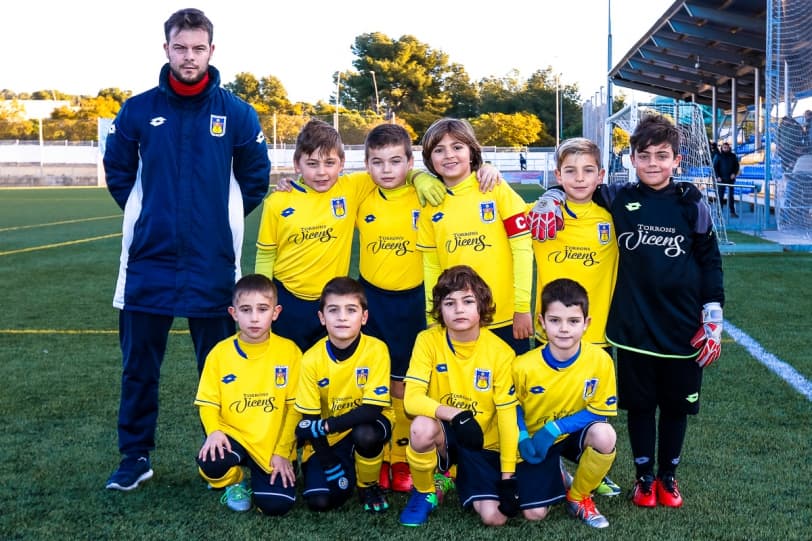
598, 180, 724, 357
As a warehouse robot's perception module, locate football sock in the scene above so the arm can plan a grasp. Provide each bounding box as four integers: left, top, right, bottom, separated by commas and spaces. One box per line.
627, 409, 656, 477
570, 447, 616, 501
406, 445, 437, 493
390, 396, 410, 463
657, 411, 687, 476
355, 449, 384, 487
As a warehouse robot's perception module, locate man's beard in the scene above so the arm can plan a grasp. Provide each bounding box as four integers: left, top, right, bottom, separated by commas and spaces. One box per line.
171, 66, 206, 85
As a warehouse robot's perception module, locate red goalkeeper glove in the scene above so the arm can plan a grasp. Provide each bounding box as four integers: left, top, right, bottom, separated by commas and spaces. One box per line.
528, 190, 567, 241
690, 302, 723, 368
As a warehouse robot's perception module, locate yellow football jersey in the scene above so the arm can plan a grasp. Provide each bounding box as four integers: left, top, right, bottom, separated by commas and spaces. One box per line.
356, 185, 423, 290
404, 326, 518, 471
512, 341, 617, 437
295, 333, 394, 448
416, 173, 531, 328
533, 200, 618, 346
195, 333, 302, 472
256, 171, 375, 300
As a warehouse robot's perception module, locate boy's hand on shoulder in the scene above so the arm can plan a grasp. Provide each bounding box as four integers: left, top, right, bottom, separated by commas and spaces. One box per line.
528, 190, 567, 241
690, 302, 723, 367
273, 176, 295, 192
476, 163, 502, 192
412, 171, 446, 207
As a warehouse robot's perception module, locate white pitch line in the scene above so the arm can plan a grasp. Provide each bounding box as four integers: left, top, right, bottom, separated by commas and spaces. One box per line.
725, 320, 812, 402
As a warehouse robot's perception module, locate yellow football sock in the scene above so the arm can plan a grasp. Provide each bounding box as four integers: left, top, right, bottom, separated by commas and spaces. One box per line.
198, 465, 243, 489
355, 450, 384, 487
390, 396, 411, 464
406, 445, 437, 493
570, 447, 616, 501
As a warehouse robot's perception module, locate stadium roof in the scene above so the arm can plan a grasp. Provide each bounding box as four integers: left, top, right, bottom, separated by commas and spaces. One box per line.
609, 0, 767, 110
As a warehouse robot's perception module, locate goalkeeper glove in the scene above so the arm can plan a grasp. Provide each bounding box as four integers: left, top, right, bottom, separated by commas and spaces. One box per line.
690, 302, 723, 368
296, 418, 328, 443
531, 421, 561, 462
528, 189, 567, 241
412, 171, 447, 207
496, 477, 520, 518
518, 430, 542, 464
450, 410, 484, 450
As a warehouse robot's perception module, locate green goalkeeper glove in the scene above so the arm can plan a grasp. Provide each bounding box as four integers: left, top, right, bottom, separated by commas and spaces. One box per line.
411, 171, 447, 207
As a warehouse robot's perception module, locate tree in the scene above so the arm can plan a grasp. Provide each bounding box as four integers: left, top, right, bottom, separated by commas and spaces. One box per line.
346, 32, 453, 122
470, 112, 544, 147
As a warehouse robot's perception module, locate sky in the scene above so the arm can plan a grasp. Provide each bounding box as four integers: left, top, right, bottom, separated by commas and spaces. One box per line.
1, 0, 674, 104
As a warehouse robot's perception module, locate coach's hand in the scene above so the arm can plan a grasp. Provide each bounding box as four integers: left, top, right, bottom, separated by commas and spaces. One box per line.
531, 421, 561, 462
690, 302, 723, 368
496, 477, 520, 518
528, 190, 567, 241
450, 410, 484, 450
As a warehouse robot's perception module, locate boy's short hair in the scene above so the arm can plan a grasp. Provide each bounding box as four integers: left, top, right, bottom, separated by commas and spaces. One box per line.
293, 119, 345, 164
319, 276, 367, 310
365, 124, 412, 161
420, 118, 483, 178
233, 273, 277, 305
555, 137, 602, 169
430, 265, 495, 327
540, 278, 589, 318
164, 8, 213, 44
630, 114, 680, 156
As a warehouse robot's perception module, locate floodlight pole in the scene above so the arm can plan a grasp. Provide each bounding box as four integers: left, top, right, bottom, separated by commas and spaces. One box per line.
333, 72, 341, 131
555, 73, 561, 147
369, 70, 380, 115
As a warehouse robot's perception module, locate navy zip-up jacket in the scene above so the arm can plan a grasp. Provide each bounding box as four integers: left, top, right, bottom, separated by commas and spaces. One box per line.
103, 64, 270, 317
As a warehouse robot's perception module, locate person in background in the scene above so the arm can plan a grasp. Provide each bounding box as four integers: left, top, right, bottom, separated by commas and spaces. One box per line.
712, 141, 740, 218
103, 7, 270, 491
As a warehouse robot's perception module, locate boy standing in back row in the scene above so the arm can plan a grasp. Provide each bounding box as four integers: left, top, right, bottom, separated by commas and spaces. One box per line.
533, 114, 725, 508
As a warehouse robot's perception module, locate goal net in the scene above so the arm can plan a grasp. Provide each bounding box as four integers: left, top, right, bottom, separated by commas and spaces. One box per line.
766, 0, 812, 232
602, 101, 728, 245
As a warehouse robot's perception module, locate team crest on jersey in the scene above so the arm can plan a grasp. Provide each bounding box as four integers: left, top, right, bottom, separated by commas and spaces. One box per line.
480, 201, 496, 223
598, 222, 611, 245
275, 366, 288, 387
210, 115, 226, 137
412, 210, 420, 230
583, 378, 598, 399
474, 369, 491, 391
332, 197, 347, 218
356, 367, 369, 387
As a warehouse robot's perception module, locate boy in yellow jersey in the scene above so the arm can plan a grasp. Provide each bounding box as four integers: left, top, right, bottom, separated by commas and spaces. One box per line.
294, 277, 394, 514
531, 138, 618, 349
195, 274, 302, 515
356, 124, 424, 493
530, 138, 621, 497
417, 118, 533, 354
401, 265, 519, 527
513, 278, 617, 529
256, 120, 451, 352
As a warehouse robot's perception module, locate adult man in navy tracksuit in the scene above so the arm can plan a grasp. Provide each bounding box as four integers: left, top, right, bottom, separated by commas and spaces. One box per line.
103, 8, 270, 491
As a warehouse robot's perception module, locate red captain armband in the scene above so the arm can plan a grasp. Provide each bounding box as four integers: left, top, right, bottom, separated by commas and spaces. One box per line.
503, 212, 530, 237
